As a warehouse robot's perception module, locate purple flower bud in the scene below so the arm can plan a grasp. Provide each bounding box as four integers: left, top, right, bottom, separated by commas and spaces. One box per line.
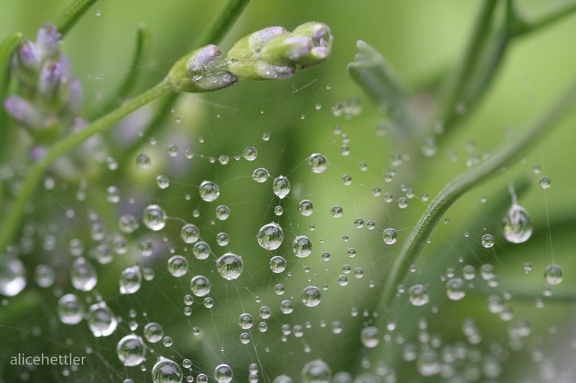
36, 23, 60, 61
39, 61, 63, 100
4, 96, 43, 129
15, 40, 40, 70
66, 78, 84, 115
30, 145, 48, 161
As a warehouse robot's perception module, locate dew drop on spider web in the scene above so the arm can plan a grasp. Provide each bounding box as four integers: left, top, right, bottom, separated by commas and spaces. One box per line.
199, 181, 220, 202
273, 375, 293, 383
143, 204, 167, 231
360, 326, 380, 348
301, 359, 331, 383
273, 176, 291, 199
502, 203, 533, 244
243, 146, 257, 161
539, 176, 551, 189
238, 313, 254, 329
301, 286, 322, 307
409, 284, 429, 306
214, 364, 233, 383
119, 214, 139, 233
70, 257, 97, 292
192, 241, 211, 260
216, 253, 243, 280
382, 228, 398, 245
0, 256, 26, 296
144, 322, 164, 343
190, 275, 211, 296
298, 200, 314, 216
292, 235, 313, 258
215, 205, 230, 220
136, 153, 151, 170
152, 357, 183, 383
481, 234, 495, 248
307, 153, 329, 173
544, 264, 563, 285
280, 299, 294, 314
269, 256, 287, 273
216, 232, 229, 246
252, 168, 270, 182
167, 255, 188, 277
257, 223, 284, 250
117, 334, 146, 366
446, 277, 466, 300
180, 223, 200, 244
156, 175, 170, 189
330, 206, 343, 217
57, 293, 85, 324
87, 302, 117, 337
119, 266, 142, 294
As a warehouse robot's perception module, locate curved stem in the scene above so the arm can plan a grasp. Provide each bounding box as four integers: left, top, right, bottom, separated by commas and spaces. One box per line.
378, 79, 576, 316
55, 0, 99, 36
194, 0, 251, 48
0, 80, 172, 252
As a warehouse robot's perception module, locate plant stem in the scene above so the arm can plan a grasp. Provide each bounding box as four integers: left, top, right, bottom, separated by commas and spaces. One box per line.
437, 0, 498, 128
0, 80, 172, 253
514, 1, 576, 36
378, 79, 576, 316
55, 0, 99, 36
194, 0, 251, 48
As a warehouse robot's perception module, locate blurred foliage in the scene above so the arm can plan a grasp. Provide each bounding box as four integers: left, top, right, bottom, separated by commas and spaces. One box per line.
1, 1, 576, 382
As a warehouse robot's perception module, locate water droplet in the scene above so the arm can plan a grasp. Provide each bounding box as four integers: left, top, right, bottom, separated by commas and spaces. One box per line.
243, 146, 258, 161
481, 234, 495, 248
301, 359, 331, 383
257, 223, 284, 250
143, 204, 167, 231
156, 175, 170, 189
152, 357, 183, 383
119, 214, 139, 233
539, 176, 551, 189
192, 241, 211, 260
199, 181, 220, 202
190, 275, 211, 297
330, 206, 343, 218
88, 302, 117, 337
382, 228, 398, 245
292, 235, 313, 258
408, 284, 429, 306
238, 313, 254, 329
298, 200, 314, 216
216, 253, 243, 280
215, 205, 230, 220
446, 278, 466, 300
214, 364, 233, 383
301, 286, 321, 307
252, 168, 270, 182
280, 299, 294, 314
119, 266, 142, 294
398, 197, 408, 209
136, 153, 151, 170
218, 155, 229, 165
180, 223, 200, 244
70, 257, 97, 292
117, 334, 146, 366
216, 232, 229, 246
502, 203, 533, 244
269, 256, 287, 273
307, 153, 329, 173
57, 294, 85, 324
144, 322, 163, 343
0, 256, 26, 296
167, 255, 188, 277
360, 326, 380, 348
274, 375, 293, 383
262, 132, 270, 141
544, 264, 563, 285
273, 176, 291, 199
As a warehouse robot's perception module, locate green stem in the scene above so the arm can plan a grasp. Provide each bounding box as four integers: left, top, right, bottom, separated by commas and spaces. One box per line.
194, 0, 251, 48
0, 80, 172, 253
514, 1, 576, 37
0, 32, 23, 159
437, 0, 498, 127
55, 0, 99, 36
378, 79, 576, 316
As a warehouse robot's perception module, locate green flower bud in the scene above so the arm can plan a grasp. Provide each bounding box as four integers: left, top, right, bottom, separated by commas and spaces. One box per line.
260, 34, 313, 66
167, 44, 237, 93
291, 22, 333, 67
226, 27, 296, 80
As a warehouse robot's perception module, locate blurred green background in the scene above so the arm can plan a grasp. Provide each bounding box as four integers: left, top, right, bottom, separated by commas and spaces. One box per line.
1, 1, 576, 382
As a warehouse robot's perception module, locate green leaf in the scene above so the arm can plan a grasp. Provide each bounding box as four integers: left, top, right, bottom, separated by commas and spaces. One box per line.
55, 0, 99, 36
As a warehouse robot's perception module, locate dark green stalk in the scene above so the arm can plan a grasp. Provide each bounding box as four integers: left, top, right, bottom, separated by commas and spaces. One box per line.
55, 0, 99, 36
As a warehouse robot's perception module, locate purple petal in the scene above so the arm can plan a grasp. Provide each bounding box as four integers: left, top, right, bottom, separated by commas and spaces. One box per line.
37, 23, 59, 60
4, 96, 42, 128
39, 61, 63, 99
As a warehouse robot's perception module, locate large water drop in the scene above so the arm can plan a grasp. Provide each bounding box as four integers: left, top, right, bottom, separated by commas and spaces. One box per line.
117, 334, 146, 366
301, 286, 321, 307
301, 359, 331, 383
70, 257, 97, 292
0, 256, 26, 297
216, 253, 243, 280
57, 293, 85, 325
119, 266, 142, 294
199, 181, 220, 202
88, 302, 117, 337
152, 357, 183, 383
257, 223, 284, 250
143, 204, 167, 231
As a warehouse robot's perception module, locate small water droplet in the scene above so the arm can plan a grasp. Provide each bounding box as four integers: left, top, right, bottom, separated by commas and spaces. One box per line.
307, 153, 329, 173
243, 146, 258, 161
257, 223, 284, 250
152, 357, 183, 383
58, 294, 85, 324
360, 326, 380, 348
88, 302, 117, 337
117, 334, 146, 366
119, 266, 142, 294
216, 253, 243, 280
143, 204, 167, 231
199, 181, 220, 202
143, 322, 163, 343
409, 284, 429, 306
539, 176, 551, 189
269, 256, 287, 273
301, 286, 321, 307
446, 277, 466, 300
481, 234, 495, 248
190, 275, 211, 297
292, 235, 313, 258
382, 228, 398, 245
167, 256, 188, 277
136, 153, 151, 170
544, 264, 563, 285
70, 257, 97, 292
252, 168, 270, 182
301, 359, 331, 383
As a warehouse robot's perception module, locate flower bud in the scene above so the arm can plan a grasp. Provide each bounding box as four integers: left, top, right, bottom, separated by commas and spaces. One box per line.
36, 23, 60, 61
38, 61, 63, 101
260, 34, 313, 66
290, 22, 333, 67
4, 96, 43, 129
167, 44, 237, 92
15, 40, 40, 70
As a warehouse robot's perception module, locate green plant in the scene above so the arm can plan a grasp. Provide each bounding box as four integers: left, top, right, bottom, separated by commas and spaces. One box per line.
1, 1, 576, 382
